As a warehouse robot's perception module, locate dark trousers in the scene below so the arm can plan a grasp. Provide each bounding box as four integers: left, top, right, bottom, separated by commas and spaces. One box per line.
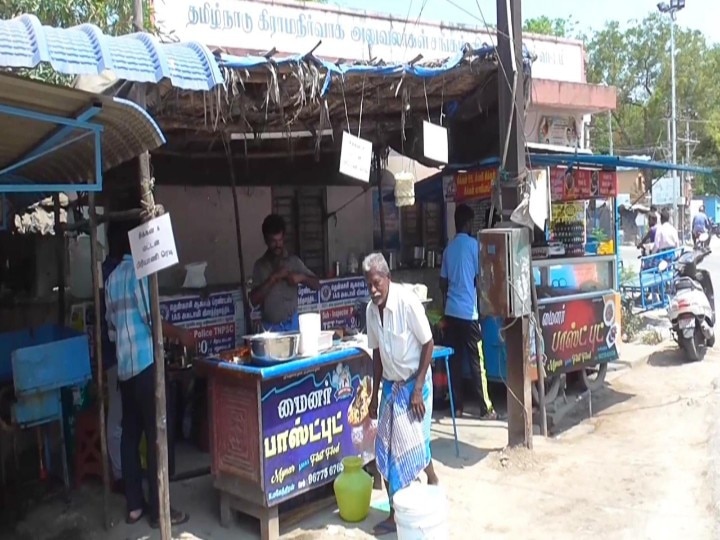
444, 316, 492, 414
119, 364, 175, 519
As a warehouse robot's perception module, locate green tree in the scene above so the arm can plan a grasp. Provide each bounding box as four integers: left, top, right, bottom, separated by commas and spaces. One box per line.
523, 16, 576, 38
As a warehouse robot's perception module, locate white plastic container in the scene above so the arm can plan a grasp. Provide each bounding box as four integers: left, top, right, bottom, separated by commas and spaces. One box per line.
393, 483, 449, 540
298, 313, 321, 357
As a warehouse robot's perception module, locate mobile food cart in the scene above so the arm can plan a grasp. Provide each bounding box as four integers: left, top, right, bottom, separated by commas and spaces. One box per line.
439, 162, 621, 402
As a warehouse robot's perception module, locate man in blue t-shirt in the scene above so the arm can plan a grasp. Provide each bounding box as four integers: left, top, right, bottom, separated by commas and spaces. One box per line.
439, 204, 495, 419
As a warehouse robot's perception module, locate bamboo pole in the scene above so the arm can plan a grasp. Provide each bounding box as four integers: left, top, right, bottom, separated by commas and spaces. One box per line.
88, 193, 111, 528
222, 135, 251, 334
134, 2, 171, 536
53, 194, 65, 324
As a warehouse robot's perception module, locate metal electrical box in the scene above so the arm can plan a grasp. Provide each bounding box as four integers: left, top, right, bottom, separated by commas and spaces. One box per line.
478, 228, 531, 318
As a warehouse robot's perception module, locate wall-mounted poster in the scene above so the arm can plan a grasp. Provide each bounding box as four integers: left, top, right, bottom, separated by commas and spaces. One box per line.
538, 116, 580, 148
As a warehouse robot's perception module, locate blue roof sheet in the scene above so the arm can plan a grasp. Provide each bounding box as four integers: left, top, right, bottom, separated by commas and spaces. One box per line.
0, 14, 224, 91
220, 44, 531, 98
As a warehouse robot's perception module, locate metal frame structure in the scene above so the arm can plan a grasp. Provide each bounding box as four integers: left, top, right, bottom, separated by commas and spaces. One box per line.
0, 103, 103, 193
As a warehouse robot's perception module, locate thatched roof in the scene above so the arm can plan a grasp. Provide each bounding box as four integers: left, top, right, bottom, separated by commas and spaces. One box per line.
146, 45, 527, 159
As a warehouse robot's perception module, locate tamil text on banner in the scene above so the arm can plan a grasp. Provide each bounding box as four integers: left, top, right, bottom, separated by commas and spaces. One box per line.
550, 167, 618, 201
454, 168, 496, 202
251, 277, 369, 332
538, 293, 620, 375
160, 290, 245, 355
261, 356, 375, 505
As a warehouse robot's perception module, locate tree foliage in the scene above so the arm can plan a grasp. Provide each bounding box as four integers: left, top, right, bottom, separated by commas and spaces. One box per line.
526, 13, 720, 194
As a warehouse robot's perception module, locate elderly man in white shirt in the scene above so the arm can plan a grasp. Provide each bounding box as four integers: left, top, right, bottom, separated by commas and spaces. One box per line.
653, 207, 680, 253
363, 253, 438, 537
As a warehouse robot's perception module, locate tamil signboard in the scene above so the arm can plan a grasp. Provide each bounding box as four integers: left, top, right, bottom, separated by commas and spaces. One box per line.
536, 293, 620, 376
260, 356, 375, 505
549, 167, 618, 201
154, 0, 585, 83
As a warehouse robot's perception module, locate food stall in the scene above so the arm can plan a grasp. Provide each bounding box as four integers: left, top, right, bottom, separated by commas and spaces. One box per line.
416, 162, 622, 401
196, 339, 453, 540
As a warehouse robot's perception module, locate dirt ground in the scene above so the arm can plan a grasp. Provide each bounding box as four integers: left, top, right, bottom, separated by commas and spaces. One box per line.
4, 341, 719, 540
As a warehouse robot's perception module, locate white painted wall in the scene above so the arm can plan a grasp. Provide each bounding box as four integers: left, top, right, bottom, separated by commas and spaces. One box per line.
326, 186, 373, 269
155, 185, 272, 287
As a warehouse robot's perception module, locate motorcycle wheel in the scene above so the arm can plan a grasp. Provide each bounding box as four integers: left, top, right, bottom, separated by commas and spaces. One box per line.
680, 330, 706, 362
531, 374, 562, 406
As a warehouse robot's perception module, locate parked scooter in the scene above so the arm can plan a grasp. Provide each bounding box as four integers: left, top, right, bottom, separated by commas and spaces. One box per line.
665, 232, 716, 361
712, 221, 720, 239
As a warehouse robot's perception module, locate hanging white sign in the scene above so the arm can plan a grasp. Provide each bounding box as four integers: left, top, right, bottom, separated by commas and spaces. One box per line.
339, 132, 373, 182
129, 213, 179, 279
423, 121, 448, 164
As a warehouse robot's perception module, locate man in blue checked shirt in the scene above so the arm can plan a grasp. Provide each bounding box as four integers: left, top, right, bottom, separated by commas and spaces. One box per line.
105, 220, 194, 528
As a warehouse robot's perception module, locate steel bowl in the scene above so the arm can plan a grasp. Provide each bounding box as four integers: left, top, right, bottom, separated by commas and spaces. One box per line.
243, 332, 300, 364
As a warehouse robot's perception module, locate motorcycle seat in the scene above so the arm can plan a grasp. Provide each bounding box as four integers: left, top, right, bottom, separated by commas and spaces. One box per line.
674, 277, 704, 291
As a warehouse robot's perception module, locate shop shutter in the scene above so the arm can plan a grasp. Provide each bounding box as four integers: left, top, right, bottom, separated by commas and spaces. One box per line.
423, 202, 442, 251
297, 189, 326, 276
465, 198, 492, 235
272, 188, 326, 276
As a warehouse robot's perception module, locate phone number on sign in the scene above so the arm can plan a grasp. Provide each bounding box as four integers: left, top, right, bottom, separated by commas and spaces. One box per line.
304, 462, 344, 488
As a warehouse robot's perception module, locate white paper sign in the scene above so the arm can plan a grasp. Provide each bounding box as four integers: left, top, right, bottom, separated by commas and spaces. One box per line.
339, 132, 373, 182
128, 213, 179, 279
423, 121, 448, 164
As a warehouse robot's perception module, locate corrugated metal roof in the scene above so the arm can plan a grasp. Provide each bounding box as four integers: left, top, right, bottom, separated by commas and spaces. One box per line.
0, 74, 165, 185
527, 153, 713, 175
0, 14, 223, 91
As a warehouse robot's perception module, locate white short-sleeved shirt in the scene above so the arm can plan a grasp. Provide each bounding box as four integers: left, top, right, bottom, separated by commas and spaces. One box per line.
366, 283, 433, 382
653, 222, 679, 252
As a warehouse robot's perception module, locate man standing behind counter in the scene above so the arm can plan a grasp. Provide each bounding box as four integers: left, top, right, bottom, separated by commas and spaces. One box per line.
250, 214, 320, 332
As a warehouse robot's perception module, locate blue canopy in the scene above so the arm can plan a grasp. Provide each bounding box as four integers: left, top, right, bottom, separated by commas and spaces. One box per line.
0, 14, 224, 91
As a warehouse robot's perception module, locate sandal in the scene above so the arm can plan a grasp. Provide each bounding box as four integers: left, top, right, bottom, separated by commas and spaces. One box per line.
149, 508, 190, 529
125, 509, 145, 525
372, 519, 397, 537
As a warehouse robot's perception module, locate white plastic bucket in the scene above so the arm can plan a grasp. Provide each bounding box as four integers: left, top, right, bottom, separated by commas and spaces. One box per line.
393, 483, 449, 540
298, 313, 321, 356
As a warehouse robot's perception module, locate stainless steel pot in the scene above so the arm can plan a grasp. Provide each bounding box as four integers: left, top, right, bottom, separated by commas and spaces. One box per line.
243, 332, 300, 363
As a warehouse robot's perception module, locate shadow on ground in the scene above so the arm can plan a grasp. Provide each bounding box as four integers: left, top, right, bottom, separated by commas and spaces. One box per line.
547, 383, 635, 437
647, 348, 688, 367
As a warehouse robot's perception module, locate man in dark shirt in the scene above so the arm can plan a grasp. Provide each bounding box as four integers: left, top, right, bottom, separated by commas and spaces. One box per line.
250, 215, 320, 331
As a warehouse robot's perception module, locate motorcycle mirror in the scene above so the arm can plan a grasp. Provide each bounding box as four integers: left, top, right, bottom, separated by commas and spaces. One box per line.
657, 260, 669, 272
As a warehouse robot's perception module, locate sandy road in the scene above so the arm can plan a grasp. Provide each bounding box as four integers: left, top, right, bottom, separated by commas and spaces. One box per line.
6, 343, 720, 540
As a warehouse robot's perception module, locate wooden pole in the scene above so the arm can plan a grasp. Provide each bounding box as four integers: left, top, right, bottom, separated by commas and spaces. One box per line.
53, 194, 65, 324
497, 0, 533, 448
133, 4, 171, 538
374, 152, 386, 251
88, 193, 111, 529
223, 135, 252, 335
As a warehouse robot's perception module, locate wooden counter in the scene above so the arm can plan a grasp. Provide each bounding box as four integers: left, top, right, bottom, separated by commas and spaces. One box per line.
196, 347, 375, 540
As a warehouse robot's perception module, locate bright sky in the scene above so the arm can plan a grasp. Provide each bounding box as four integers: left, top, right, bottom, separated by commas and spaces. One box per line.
333, 0, 718, 44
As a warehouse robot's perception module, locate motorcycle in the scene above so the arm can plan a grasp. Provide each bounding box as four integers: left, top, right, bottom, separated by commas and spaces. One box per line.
665, 232, 716, 361
712, 221, 720, 239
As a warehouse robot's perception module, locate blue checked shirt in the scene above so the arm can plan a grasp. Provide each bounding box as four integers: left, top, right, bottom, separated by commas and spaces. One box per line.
105, 255, 153, 381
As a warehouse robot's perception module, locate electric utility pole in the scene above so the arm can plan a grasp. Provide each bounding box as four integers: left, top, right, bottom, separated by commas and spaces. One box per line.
497, 0, 532, 448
